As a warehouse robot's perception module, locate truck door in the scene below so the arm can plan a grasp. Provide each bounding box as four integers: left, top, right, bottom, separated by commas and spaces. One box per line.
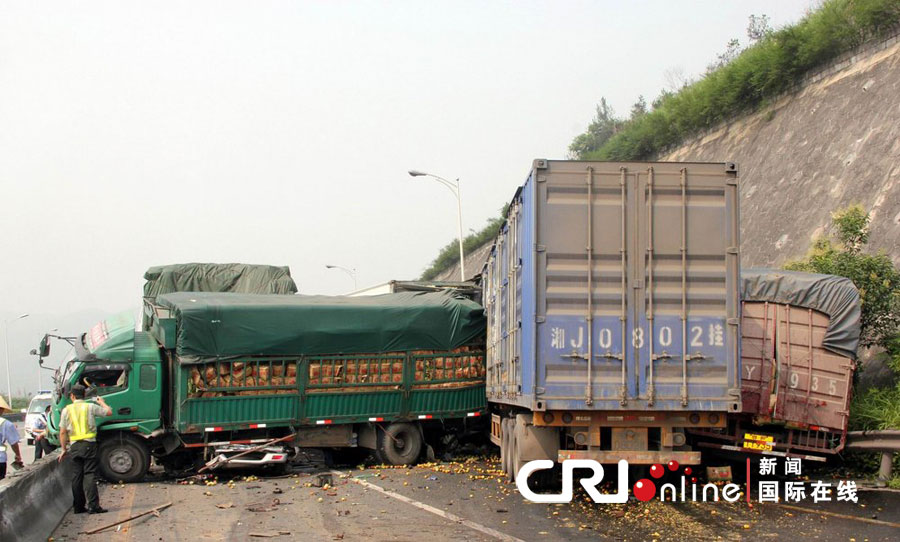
77, 362, 160, 422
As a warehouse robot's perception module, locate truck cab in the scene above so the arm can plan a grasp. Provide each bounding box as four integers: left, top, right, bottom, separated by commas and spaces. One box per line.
46, 312, 163, 482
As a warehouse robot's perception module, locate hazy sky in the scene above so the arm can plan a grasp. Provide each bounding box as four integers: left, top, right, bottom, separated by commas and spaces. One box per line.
1, 1, 813, 394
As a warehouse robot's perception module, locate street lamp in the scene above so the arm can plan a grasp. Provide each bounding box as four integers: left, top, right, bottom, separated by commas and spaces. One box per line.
408, 170, 466, 281
4, 313, 29, 404
325, 265, 358, 291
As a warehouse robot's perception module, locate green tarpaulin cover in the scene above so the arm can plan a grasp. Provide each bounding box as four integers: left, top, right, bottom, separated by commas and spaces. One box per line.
156, 291, 486, 362
143, 263, 298, 300
741, 268, 861, 359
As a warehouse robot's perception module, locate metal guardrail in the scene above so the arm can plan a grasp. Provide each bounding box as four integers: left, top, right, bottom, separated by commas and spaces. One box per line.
845, 430, 900, 483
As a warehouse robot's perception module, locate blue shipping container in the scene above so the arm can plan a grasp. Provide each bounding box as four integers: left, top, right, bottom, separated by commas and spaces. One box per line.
484, 160, 741, 415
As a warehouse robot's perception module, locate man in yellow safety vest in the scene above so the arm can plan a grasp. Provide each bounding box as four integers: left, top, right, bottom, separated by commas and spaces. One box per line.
57, 384, 112, 514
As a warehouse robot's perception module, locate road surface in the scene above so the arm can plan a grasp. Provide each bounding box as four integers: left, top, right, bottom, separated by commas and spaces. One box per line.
46, 455, 899, 541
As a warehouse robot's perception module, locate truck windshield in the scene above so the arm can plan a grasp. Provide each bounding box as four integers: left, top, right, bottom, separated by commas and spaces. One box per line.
28, 397, 52, 413
57, 348, 80, 398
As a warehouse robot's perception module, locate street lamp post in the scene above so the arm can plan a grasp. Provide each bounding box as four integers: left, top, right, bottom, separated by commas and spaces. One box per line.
4, 313, 29, 404
408, 170, 466, 281
325, 265, 358, 291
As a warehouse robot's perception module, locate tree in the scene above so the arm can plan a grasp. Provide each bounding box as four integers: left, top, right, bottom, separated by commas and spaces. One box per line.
785, 205, 900, 350
568, 98, 623, 159
706, 38, 741, 73
747, 14, 773, 42
630, 95, 648, 120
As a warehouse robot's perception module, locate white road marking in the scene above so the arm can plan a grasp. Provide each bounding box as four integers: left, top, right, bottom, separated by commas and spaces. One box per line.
332, 470, 526, 542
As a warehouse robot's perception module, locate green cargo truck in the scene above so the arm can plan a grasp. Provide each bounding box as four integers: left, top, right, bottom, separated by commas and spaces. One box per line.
44, 290, 486, 482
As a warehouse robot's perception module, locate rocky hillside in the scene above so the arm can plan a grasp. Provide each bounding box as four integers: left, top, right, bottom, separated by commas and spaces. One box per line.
663, 33, 900, 267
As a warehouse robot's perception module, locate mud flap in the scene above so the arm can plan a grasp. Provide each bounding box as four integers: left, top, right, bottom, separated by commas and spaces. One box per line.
515, 413, 559, 462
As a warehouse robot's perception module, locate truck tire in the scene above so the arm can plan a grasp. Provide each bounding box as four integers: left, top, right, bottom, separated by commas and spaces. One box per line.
376, 423, 423, 466
509, 424, 519, 483
98, 434, 150, 483
499, 418, 510, 478
502, 418, 516, 482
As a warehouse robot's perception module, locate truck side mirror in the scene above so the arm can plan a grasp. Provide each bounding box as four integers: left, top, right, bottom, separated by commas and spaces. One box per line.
39, 335, 51, 357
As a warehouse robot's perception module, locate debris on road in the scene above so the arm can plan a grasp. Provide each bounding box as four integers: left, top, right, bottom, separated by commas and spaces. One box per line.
80, 502, 173, 535
199, 434, 296, 473
247, 498, 282, 512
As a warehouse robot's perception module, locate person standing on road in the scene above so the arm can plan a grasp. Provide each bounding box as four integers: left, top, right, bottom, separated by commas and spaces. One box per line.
57, 385, 111, 514
33, 404, 55, 460
0, 395, 24, 479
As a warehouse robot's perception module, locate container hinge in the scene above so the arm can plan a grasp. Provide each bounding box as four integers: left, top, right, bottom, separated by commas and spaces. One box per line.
725, 162, 738, 175
533, 159, 549, 170
727, 318, 739, 326
726, 247, 739, 254
685, 352, 707, 361
534, 387, 546, 396
727, 388, 742, 397
535, 315, 546, 324
535, 244, 546, 252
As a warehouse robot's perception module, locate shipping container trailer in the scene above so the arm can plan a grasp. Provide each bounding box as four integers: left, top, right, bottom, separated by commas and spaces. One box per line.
691, 269, 861, 461
484, 159, 740, 473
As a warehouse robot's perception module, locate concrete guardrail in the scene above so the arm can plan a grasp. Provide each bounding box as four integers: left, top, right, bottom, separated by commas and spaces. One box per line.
0, 451, 72, 541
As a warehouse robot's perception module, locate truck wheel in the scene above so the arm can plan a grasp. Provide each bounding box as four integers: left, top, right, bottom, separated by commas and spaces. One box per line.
499, 418, 510, 478
502, 418, 516, 482
376, 423, 423, 466
509, 425, 519, 483
98, 434, 150, 483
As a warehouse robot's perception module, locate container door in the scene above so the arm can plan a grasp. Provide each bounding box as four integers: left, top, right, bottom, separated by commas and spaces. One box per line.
739, 302, 777, 416
773, 306, 853, 431
636, 166, 736, 409
536, 164, 632, 407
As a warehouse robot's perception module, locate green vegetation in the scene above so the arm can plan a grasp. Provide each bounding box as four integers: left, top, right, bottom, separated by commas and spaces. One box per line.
786, 206, 900, 435
570, 0, 900, 160
851, 386, 900, 429
785, 206, 900, 351
420, 204, 508, 281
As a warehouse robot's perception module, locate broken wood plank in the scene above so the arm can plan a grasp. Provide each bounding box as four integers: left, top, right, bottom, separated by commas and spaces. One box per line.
81, 502, 173, 535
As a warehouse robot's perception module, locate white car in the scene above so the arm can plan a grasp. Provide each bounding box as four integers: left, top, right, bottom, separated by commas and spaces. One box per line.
24, 392, 53, 445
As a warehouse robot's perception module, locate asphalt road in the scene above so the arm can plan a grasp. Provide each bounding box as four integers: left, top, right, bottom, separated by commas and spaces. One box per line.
47, 454, 899, 542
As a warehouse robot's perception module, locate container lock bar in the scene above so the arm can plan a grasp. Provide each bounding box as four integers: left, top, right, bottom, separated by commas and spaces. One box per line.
585, 166, 595, 407
679, 168, 689, 407
618, 167, 628, 407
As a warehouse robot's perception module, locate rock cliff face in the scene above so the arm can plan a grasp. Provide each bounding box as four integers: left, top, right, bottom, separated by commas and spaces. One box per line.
662, 34, 900, 267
